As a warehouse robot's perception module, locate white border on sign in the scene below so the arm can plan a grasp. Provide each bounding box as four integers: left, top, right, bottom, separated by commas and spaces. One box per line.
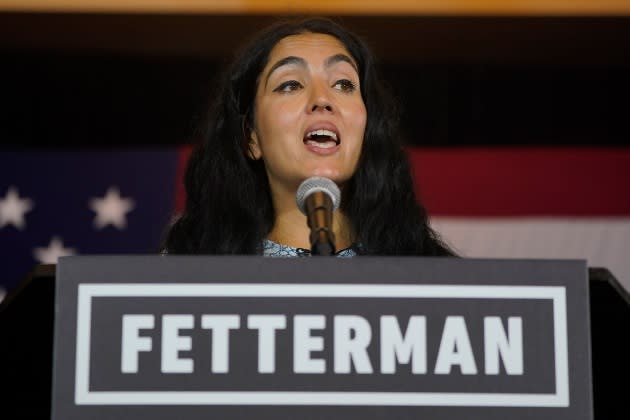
75, 284, 568, 407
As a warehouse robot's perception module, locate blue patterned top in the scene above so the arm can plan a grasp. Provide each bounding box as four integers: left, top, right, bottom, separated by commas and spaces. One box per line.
262, 239, 361, 257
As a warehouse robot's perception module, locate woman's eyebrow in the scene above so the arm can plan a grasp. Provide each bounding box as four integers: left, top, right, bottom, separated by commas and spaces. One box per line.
325, 53, 358, 74
265, 56, 306, 88
264, 53, 359, 88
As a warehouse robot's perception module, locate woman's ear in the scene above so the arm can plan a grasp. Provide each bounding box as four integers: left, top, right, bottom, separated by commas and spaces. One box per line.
247, 131, 263, 160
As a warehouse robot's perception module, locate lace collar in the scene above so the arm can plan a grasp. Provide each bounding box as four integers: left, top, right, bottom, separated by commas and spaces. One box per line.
262, 239, 362, 257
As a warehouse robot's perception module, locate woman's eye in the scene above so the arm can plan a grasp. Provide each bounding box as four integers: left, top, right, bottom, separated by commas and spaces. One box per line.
333, 79, 356, 92
274, 80, 303, 93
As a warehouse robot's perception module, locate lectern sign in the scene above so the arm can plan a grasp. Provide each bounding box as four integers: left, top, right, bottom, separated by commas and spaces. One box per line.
52, 256, 592, 420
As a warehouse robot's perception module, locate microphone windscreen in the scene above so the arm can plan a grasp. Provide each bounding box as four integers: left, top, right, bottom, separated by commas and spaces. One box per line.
296, 177, 341, 215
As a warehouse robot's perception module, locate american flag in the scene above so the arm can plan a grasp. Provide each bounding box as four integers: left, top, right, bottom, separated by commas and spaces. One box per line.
0, 148, 182, 299
1, 146, 629, 301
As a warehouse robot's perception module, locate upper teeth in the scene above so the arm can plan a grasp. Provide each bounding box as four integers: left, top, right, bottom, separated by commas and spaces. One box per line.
307, 129, 338, 141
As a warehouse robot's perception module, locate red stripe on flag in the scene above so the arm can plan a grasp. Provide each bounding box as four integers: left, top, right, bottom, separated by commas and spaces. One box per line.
175, 145, 192, 214
409, 147, 630, 216
176, 146, 630, 216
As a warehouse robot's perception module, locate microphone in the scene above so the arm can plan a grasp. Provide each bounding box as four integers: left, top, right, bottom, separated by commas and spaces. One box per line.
296, 177, 341, 256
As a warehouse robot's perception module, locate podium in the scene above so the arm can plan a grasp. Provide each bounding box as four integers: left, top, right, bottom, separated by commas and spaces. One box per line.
0, 256, 628, 419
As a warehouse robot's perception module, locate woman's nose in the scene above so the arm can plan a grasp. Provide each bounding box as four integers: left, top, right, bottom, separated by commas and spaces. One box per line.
309, 82, 334, 113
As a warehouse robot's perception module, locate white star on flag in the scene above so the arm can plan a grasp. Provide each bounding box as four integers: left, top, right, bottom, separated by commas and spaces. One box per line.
0, 186, 34, 230
33, 236, 77, 264
89, 186, 135, 230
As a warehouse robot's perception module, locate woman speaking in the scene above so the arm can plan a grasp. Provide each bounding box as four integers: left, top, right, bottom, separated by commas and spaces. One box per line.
163, 17, 453, 258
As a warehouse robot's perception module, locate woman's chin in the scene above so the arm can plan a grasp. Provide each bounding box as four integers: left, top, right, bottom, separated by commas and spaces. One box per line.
309, 167, 347, 182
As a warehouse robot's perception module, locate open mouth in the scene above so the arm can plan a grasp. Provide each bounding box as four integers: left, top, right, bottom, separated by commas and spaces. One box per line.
303, 129, 340, 149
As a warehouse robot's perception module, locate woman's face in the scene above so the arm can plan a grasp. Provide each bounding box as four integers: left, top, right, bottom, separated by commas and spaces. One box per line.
250, 32, 367, 194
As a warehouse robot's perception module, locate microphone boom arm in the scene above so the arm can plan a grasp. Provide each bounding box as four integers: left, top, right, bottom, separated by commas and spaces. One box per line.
305, 191, 336, 256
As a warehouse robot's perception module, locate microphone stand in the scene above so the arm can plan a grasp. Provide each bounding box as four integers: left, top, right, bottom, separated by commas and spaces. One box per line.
304, 191, 336, 256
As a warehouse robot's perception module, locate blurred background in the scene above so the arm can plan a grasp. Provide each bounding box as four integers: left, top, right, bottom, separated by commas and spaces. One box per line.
1, 0, 629, 301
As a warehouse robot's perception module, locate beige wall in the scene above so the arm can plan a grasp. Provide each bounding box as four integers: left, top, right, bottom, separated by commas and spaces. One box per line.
1, 0, 629, 15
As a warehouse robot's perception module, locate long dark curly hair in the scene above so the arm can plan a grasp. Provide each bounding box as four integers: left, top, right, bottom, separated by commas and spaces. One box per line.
163, 17, 453, 256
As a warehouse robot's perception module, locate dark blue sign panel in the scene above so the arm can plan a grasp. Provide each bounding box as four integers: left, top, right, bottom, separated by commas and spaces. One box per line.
52, 256, 592, 420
